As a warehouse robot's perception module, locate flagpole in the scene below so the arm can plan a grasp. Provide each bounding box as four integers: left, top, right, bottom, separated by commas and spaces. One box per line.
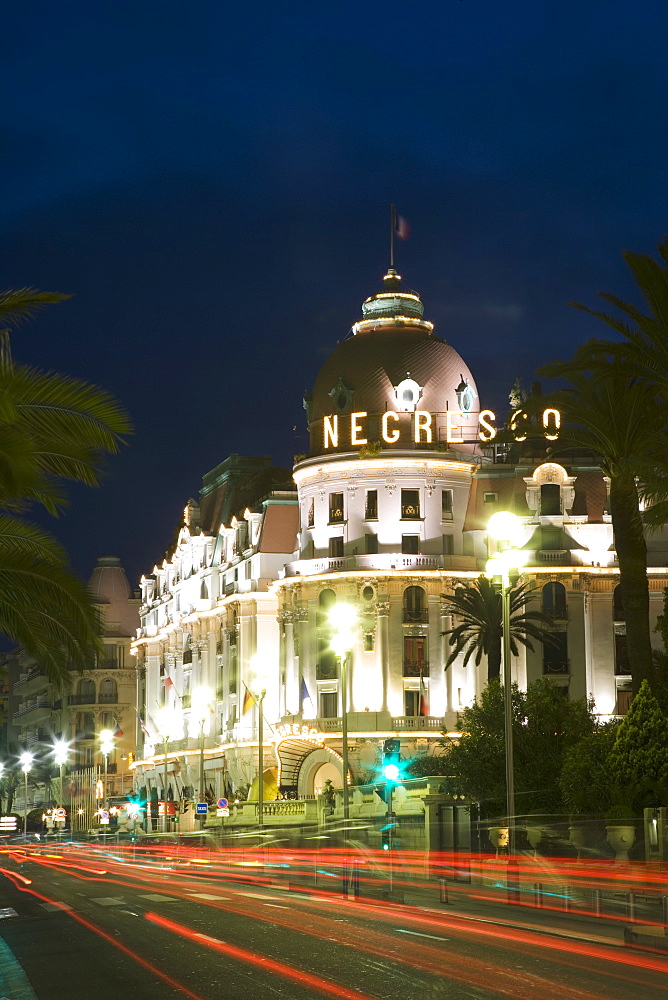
390, 203, 395, 268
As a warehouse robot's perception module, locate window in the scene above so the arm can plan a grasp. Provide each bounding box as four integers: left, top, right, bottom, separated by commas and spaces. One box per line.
329, 536, 344, 558
76, 678, 96, 703
441, 490, 453, 518
613, 585, 625, 621
483, 492, 497, 504
363, 634, 374, 651
365, 533, 378, 555
308, 497, 314, 528
329, 493, 344, 523
401, 489, 421, 519
542, 581, 567, 618
316, 590, 338, 679
320, 691, 338, 718
401, 535, 419, 555
443, 534, 454, 555
540, 483, 561, 515
614, 684, 632, 715
543, 632, 568, 674
615, 632, 630, 675
364, 490, 378, 519
403, 586, 428, 624
404, 689, 420, 717
99, 678, 118, 703
403, 635, 428, 674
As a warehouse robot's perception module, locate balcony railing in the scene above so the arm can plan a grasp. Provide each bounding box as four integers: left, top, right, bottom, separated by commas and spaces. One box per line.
403, 609, 429, 623
98, 693, 118, 704
391, 716, 444, 731
68, 694, 96, 706
402, 661, 429, 677
542, 660, 570, 674
13, 699, 51, 720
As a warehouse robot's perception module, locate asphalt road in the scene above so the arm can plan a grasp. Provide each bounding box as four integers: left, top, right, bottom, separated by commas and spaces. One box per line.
0, 842, 666, 1000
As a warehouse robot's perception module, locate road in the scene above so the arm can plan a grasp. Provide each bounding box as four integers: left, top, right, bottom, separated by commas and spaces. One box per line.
0, 841, 666, 1000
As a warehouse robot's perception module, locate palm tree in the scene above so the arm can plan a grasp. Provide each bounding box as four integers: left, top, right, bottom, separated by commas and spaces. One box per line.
0, 288, 131, 682
551, 237, 668, 386
441, 575, 556, 682
534, 366, 668, 694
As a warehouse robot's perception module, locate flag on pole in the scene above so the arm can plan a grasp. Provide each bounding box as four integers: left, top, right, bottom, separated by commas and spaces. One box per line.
300, 677, 312, 707
135, 708, 150, 737
113, 720, 124, 738
164, 676, 174, 689
242, 684, 256, 716
394, 209, 410, 241
419, 670, 429, 717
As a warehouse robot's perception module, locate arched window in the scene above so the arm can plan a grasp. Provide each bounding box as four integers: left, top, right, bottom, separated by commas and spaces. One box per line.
77, 678, 95, 703
613, 585, 625, 621
540, 483, 561, 515
200, 580, 209, 600
99, 678, 118, 703
542, 582, 567, 619
403, 586, 428, 623
316, 589, 338, 679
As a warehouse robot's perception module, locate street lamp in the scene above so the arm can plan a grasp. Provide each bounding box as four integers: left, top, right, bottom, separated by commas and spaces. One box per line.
52, 741, 69, 817
19, 751, 33, 838
250, 662, 268, 831
156, 707, 181, 833
191, 686, 212, 825
486, 510, 527, 897
328, 602, 358, 825
99, 730, 114, 819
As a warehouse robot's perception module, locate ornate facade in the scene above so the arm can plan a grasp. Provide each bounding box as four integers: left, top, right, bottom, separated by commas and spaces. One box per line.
132, 268, 668, 807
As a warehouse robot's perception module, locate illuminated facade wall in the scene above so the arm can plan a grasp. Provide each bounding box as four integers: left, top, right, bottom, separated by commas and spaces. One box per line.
132, 268, 668, 803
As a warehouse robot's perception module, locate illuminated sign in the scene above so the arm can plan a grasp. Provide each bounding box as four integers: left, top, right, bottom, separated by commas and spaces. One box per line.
321, 409, 562, 448
275, 723, 325, 744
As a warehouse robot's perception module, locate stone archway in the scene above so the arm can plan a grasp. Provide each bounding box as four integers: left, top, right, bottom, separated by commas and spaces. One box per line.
297, 746, 344, 798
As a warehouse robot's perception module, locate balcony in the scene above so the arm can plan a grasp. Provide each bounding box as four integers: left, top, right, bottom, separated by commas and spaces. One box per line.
68, 694, 96, 706
98, 693, 118, 704
542, 660, 570, 675
402, 660, 429, 677
403, 609, 429, 624
75, 730, 96, 741
392, 716, 445, 731
13, 668, 49, 694
283, 553, 451, 577
13, 699, 52, 723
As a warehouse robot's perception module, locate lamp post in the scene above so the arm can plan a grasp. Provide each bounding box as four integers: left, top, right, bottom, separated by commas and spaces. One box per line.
191, 686, 212, 826
328, 603, 358, 827
19, 751, 33, 839
250, 664, 268, 832
156, 707, 181, 833
486, 511, 527, 898
52, 741, 69, 821
98, 731, 114, 824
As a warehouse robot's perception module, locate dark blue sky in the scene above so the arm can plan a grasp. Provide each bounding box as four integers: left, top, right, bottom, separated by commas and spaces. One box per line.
3, 1, 668, 586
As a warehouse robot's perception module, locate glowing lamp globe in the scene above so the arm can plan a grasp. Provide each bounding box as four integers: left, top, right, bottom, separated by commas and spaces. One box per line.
487, 511, 522, 544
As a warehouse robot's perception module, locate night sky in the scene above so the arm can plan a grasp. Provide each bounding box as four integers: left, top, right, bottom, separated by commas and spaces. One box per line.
3, 1, 668, 588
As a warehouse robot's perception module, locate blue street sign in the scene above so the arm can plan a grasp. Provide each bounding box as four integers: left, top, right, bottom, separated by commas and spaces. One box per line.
217, 797, 229, 809
196, 802, 208, 815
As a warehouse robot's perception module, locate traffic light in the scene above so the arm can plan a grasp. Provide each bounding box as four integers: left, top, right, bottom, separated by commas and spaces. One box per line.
382, 738, 400, 781
381, 826, 391, 851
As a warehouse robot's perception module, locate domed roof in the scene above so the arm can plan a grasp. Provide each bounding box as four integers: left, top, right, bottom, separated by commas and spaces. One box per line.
88, 555, 138, 637
306, 270, 480, 457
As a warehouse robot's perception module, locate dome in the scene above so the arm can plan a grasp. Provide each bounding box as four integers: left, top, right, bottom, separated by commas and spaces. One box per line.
306, 270, 480, 457
88, 555, 138, 637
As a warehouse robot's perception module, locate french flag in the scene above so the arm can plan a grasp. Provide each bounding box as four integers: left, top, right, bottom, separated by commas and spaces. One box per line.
394, 211, 410, 241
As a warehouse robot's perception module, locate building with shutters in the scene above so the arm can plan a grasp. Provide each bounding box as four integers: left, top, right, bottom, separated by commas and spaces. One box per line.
131, 267, 668, 809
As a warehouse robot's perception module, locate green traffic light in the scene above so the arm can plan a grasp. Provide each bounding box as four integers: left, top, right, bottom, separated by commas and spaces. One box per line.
383, 763, 400, 780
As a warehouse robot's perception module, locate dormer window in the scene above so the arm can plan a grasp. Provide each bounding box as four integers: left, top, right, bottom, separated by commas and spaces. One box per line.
393, 376, 423, 412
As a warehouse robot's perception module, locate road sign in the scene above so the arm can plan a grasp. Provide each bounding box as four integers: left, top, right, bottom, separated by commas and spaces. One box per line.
196, 802, 208, 815
0, 816, 17, 831
216, 808, 230, 818
217, 797, 229, 809
53, 807, 66, 820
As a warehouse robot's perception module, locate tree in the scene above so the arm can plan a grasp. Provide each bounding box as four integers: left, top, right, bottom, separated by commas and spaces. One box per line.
558, 722, 620, 815
441, 575, 556, 681
607, 679, 668, 810
441, 678, 595, 816
0, 288, 131, 682
531, 366, 668, 693
558, 237, 668, 390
